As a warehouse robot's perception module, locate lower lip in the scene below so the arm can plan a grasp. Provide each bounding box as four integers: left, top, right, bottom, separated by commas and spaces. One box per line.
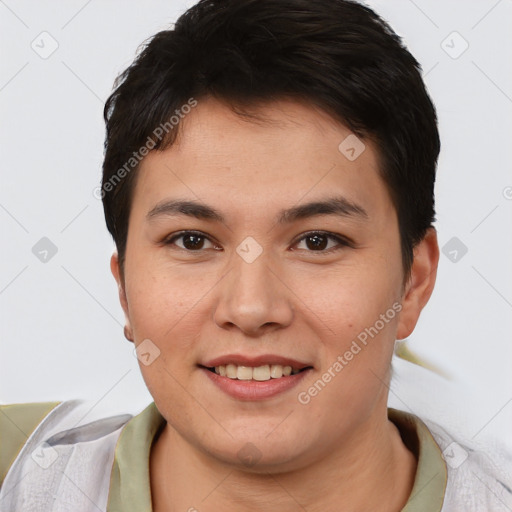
200, 367, 312, 400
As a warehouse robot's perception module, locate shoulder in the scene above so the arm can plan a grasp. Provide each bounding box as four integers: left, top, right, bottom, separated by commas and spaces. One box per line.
422, 417, 512, 511
0, 401, 61, 487
0, 400, 135, 511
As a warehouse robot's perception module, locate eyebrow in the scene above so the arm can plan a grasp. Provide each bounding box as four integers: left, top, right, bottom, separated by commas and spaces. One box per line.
146, 196, 368, 224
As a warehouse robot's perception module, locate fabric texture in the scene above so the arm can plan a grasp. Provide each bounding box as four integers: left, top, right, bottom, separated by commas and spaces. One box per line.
1, 400, 511, 511
0, 401, 130, 512
0, 401, 61, 486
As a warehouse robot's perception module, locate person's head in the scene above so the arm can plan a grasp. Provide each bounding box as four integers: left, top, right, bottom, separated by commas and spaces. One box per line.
102, 0, 440, 283
103, 0, 440, 471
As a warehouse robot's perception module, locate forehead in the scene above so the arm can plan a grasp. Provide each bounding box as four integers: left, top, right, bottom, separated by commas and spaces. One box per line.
166, 97, 371, 166
132, 97, 393, 224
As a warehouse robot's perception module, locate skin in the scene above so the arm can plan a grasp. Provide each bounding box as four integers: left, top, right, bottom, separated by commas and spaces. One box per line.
111, 97, 439, 511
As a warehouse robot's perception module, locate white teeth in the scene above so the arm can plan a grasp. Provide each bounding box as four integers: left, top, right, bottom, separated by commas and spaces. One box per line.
213, 364, 303, 381
236, 366, 253, 380
252, 365, 270, 381
269, 364, 283, 378
226, 364, 237, 378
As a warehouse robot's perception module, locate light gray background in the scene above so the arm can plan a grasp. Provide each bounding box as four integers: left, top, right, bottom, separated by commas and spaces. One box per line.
1, 0, 511, 449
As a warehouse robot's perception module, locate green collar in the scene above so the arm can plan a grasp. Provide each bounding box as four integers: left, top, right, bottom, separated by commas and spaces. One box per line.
389, 408, 447, 511
107, 404, 447, 512
107, 402, 163, 512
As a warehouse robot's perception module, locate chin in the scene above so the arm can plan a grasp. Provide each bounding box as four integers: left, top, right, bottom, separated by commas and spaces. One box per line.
196, 428, 313, 473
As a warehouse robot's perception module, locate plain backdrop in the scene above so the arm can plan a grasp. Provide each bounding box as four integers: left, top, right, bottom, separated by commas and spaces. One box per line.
1, 0, 511, 450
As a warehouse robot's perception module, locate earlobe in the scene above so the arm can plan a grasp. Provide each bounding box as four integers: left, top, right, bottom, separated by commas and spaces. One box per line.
110, 252, 134, 343
123, 325, 134, 343
396, 228, 439, 340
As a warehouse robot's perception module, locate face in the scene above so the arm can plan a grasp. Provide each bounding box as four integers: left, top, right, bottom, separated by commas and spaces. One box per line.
111, 97, 435, 471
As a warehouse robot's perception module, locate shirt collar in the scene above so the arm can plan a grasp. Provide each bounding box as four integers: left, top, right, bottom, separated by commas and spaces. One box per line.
389, 408, 448, 511
107, 402, 164, 512
107, 404, 447, 512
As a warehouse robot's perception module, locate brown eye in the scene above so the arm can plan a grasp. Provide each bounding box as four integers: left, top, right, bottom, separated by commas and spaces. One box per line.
164, 231, 216, 251
304, 234, 328, 250
294, 231, 351, 252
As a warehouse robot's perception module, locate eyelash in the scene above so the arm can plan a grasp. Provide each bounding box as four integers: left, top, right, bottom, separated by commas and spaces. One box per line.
162, 230, 353, 254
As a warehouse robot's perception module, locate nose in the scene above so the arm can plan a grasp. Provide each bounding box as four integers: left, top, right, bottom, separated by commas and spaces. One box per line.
213, 248, 294, 336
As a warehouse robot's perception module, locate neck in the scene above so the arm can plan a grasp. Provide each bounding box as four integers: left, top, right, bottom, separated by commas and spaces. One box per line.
150, 404, 417, 512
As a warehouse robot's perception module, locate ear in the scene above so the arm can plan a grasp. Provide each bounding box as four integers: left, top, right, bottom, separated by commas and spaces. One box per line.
396, 228, 439, 340
110, 252, 134, 342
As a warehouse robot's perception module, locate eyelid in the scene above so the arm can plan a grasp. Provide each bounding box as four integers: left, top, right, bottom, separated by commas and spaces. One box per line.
291, 230, 354, 251
163, 230, 220, 250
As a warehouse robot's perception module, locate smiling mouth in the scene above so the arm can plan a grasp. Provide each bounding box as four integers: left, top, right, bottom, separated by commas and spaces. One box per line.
202, 364, 313, 381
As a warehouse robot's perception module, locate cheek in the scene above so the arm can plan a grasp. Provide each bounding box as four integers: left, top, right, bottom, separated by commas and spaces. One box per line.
125, 261, 203, 337
304, 266, 401, 398
298, 294, 400, 434
123, 274, 205, 402
309, 263, 401, 331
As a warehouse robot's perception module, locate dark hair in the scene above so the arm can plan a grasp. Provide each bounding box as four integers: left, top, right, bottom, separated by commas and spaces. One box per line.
101, 0, 440, 280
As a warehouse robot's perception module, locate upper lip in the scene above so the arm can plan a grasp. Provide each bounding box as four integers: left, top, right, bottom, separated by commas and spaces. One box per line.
201, 354, 313, 370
